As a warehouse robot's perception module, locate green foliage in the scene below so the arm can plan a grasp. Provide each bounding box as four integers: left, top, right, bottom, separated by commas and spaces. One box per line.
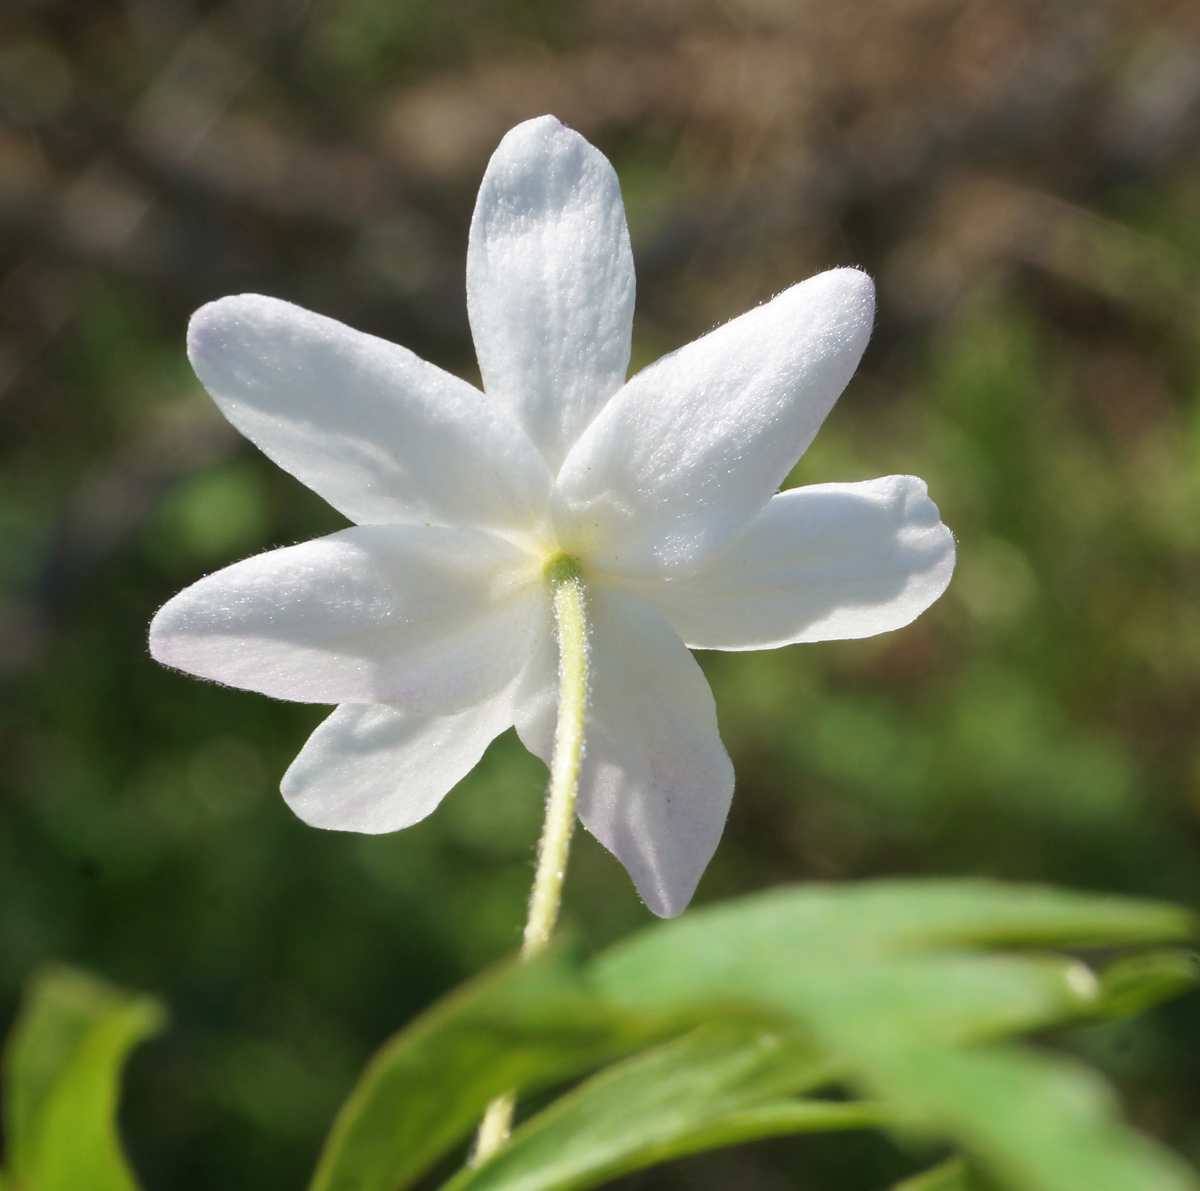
1093, 950, 1200, 1020
586, 881, 1198, 1191
2, 964, 165, 1191
594, 880, 1194, 1020
308, 945, 679, 1191
1, 883, 1195, 1191
864, 1044, 1196, 1191
892, 1159, 982, 1190
301, 880, 1197, 1191
442, 1025, 876, 1191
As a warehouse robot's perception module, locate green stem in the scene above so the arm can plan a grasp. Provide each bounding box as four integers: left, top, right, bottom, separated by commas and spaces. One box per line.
522, 566, 588, 958
471, 556, 588, 1166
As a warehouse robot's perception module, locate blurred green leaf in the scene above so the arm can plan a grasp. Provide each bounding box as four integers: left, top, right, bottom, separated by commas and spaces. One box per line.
893, 1158, 982, 1190
2, 964, 166, 1191
1092, 949, 1200, 1020
444, 1023, 876, 1191
308, 945, 681, 1191
590, 881, 1197, 1191
753, 953, 1097, 1045
320, 881, 1197, 1191
595, 881, 1194, 1013
862, 1043, 1198, 1191
592, 880, 1192, 1041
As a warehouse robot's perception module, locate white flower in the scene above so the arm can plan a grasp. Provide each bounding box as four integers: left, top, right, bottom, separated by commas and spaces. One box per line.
149, 116, 955, 918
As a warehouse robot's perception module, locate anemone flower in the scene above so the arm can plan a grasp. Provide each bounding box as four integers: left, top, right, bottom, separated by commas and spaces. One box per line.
150, 115, 955, 922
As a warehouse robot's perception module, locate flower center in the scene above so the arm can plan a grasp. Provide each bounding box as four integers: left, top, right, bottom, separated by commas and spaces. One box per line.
542, 550, 581, 584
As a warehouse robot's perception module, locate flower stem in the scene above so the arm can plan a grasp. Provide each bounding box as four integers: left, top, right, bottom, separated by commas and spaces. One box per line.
471, 558, 588, 1166
523, 565, 588, 958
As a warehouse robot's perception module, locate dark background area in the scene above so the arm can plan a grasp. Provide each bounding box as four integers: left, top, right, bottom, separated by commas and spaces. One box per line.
3, 0, 1200, 1187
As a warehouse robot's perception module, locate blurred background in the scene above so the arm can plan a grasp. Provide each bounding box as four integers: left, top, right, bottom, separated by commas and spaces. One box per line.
2, 0, 1200, 1187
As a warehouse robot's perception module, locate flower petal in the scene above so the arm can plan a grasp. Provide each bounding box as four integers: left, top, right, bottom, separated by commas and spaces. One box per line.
514, 589, 734, 918
149, 525, 547, 714
467, 115, 636, 472
553, 268, 875, 578
622, 476, 956, 649
188, 294, 552, 534
281, 696, 513, 834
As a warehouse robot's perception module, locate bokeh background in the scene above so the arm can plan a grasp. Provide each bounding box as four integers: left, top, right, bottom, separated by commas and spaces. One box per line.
3, 0, 1200, 1187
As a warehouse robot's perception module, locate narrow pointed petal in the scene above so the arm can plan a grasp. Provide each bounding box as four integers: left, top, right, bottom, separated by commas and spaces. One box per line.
514, 589, 734, 918
467, 115, 635, 472
149, 526, 547, 715
282, 697, 513, 834
188, 294, 552, 533
554, 268, 875, 578
624, 477, 956, 649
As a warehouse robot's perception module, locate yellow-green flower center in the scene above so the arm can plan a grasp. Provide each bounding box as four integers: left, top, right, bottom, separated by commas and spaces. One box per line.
543, 550, 581, 584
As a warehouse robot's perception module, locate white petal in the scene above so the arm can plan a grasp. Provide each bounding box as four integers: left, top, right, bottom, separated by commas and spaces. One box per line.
554, 268, 875, 578
623, 477, 956, 650
149, 525, 548, 714
467, 116, 635, 472
514, 589, 734, 918
188, 294, 552, 534
510, 611, 559, 764
281, 696, 513, 834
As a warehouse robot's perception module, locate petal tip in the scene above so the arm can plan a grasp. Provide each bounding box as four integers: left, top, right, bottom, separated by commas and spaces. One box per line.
146, 600, 181, 666
641, 885, 694, 919
509, 113, 567, 137
486, 114, 605, 182
185, 301, 224, 364
821, 266, 876, 325
500, 113, 573, 149
186, 293, 274, 367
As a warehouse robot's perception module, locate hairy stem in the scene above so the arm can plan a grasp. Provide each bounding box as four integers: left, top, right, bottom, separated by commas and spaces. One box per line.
471, 558, 588, 1166
522, 566, 588, 957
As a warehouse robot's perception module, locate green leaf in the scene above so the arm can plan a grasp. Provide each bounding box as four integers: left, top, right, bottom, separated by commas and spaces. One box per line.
864, 1043, 1197, 1191
595, 880, 1194, 1015
309, 945, 682, 1191
589, 881, 1198, 1191
443, 888, 1142, 1191
596, 887, 1118, 1051
1092, 949, 1200, 1020
320, 882, 1196, 1191
444, 1023, 873, 1191
2, 963, 166, 1191
746, 953, 1097, 1046
893, 1158, 983, 1190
